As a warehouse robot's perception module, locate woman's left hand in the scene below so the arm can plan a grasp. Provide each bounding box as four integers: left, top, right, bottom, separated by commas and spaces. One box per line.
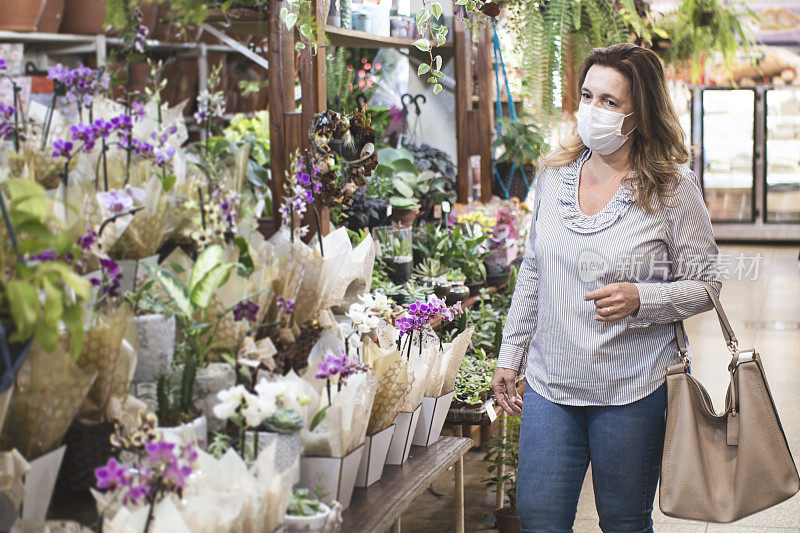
584, 282, 640, 322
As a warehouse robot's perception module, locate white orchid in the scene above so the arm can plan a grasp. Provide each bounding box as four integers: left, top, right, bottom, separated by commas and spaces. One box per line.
212, 384, 249, 420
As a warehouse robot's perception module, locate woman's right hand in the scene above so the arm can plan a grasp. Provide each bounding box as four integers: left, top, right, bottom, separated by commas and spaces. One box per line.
492, 367, 523, 415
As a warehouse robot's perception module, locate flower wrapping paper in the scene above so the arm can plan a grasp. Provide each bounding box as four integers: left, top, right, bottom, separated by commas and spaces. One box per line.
106, 176, 171, 260
398, 344, 430, 413
438, 327, 474, 397
96, 443, 296, 533
0, 449, 30, 512
361, 339, 410, 435
73, 304, 135, 419
0, 343, 97, 459
321, 228, 376, 310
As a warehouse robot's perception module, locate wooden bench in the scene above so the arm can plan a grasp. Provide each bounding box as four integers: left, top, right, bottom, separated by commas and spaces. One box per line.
341, 436, 473, 533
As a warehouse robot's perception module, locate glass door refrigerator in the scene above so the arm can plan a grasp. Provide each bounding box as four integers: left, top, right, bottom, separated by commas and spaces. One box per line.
699, 88, 756, 223
765, 87, 800, 224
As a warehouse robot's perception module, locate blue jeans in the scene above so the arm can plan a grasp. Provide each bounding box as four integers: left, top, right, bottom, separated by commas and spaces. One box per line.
516, 382, 667, 533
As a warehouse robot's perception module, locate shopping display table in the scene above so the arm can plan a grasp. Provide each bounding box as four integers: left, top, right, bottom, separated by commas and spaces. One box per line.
341, 436, 473, 533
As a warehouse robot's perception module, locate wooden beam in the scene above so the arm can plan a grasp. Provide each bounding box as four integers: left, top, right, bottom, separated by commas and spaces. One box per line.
268, 0, 287, 210
453, 6, 471, 203
476, 24, 493, 203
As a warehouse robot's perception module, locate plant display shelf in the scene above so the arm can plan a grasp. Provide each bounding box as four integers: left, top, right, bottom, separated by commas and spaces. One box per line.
342, 436, 473, 533
428, 282, 506, 329
447, 399, 498, 425
325, 25, 454, 52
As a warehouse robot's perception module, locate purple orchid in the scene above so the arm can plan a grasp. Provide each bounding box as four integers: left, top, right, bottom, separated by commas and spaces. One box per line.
52, 139, 73, 159
28, 250, 57, 262
77, 227, 97, 251
232, 300, 259, 322
98, 190, 134, 213
0, 58, 6, 71
145, 441, 176, 464
277, 296, 295, 315
91, 257, 122, 298
94, 457, 129, 490
315, 349, 349, 380
0, 102, 14, 140
131, 101, 146, 121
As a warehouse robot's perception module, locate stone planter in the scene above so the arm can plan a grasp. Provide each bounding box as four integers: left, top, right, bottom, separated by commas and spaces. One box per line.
412, 390, 455, 447
284, 502, 331, 532
355, 424, 395, 488
385, 403, 422, 466
132, 314, 175, 384
299, 444, 364, 510
245, 431, 302, 479
195, 362, 235, 432
159, 415, 208, 449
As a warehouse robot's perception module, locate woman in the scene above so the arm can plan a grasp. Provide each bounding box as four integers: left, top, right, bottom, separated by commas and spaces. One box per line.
491, 43, 721, 532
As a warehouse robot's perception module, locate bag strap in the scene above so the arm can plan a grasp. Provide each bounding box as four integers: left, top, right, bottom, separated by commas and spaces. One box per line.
673, 280, 740, 367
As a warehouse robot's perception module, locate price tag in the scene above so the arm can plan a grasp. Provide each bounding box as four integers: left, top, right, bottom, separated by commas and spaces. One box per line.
441, 201, 451, 214
433, 205, 442, 218
386, 205, 392, 217
484, 401, 497, 422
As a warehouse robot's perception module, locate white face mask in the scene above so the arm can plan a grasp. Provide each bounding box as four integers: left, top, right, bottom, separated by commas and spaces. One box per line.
576, 102, 635, 155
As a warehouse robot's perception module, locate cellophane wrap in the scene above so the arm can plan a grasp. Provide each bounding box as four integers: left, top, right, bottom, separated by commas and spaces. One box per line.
398, 335, 430, 412
361, 339, 409, 435
0, 343, 97, 459
438, 327, 474, 396
95, 444, 296, 533
268, 228, 339, 326
0, 449, 30, 512
321, 228, 376, 310
73, 304, 135, 419
106, 176, 171, 260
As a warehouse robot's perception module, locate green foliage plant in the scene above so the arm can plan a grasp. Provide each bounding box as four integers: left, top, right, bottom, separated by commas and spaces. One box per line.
376, 147, 437, 211
482, 413, 521, 511
287, 488, 326, 517
0, 181, 89, 358
492, 119, 548, 167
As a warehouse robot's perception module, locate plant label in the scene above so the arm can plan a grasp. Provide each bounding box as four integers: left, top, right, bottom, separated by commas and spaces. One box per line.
433, 205, 442, 218
386, 205, 392, 217
442, 201, 451, 213
484, 401, 497, 422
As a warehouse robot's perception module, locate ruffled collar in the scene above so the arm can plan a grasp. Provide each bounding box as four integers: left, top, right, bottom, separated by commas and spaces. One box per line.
557, 150, 636, 234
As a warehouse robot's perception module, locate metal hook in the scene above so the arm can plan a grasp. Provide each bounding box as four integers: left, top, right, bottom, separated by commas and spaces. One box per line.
401, 93, 414, 117
411, 94, 426, 115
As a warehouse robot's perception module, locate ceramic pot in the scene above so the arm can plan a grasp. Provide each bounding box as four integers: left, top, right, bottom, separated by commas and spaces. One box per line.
494, 507, 522, 533
466, 279, 485, 297
390, 208, 418, 227
246, 431, 302, 477
299, 444, 364, 509
284, 503, 331, 532
61, 0, 110, 34
485, 263, 510, 288
0, 0, 47, 31
446, 284, 469, 306
38, 0, 65, 33
195, 362, 235, 432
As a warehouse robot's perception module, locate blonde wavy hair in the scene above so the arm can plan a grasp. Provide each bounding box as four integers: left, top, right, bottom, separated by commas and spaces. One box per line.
544, 43, 689, 211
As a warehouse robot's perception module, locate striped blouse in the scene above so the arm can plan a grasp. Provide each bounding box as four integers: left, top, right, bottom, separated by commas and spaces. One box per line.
497, 150, 721, 406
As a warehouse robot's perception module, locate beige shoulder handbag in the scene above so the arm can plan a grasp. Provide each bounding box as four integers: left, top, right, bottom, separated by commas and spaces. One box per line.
659, 281, 800, 523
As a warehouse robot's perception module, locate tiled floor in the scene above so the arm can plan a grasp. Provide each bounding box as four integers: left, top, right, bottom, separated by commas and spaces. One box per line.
402, 244, 800, 533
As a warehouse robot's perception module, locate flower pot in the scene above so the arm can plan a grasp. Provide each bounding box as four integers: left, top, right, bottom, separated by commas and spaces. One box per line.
390, 208, 418, 227
385, 257, 412, 285
385, 403, 422, 466
19, 445, 66, 523
56, 420, 114, 495
485, 263, 510, 288
492, 162, 535, 200
38, 0, 65, 33
412, 389, 455, 447
0, 0, 47, 31
284, 502, 331, 532
61, 0, 112, 34
195, 362, 235, 433
446, 284, 469, 306
466, 279, 485, 297
299, 444, 364, 510
159, 415, 207, 449
355, 424, 395, 488
132, 314, 175, 384
433, 282, 450, 298
248, 431, 302, 478
495, 507, 522, 533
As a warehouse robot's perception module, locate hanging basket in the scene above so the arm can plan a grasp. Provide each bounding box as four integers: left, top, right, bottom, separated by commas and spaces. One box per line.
492, 162, 534, 200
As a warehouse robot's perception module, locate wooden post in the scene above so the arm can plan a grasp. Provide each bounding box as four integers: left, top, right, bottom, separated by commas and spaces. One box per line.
453, 6, 471, 203
455, 425, 465, 533
495, 411, 507, 510
268, 0, 287, 210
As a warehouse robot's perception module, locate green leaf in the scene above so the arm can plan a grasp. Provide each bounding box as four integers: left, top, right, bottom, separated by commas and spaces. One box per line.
416, 8, 429, 25
435, 55, 442, 71
38, 262, 91, 301
7, 280, 38, 342
428, 76, 436, 83
433, 70, 445, 80
161, 173, 177, 192
418, 63, 431, 76
391, 178, 414, 198
62, 303, 83, 359
151, 267, 193, 317
413, 39, 431, 52
392, 158, 418, 174
280, 6, 288, 21
190, 244, 223, 293
433, 83, 443, 94
390, 196, 419, 209
190, 263, 236, 310
466, 0, 475, 11
309, 405, 329, 432
432, 2, 442, 19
